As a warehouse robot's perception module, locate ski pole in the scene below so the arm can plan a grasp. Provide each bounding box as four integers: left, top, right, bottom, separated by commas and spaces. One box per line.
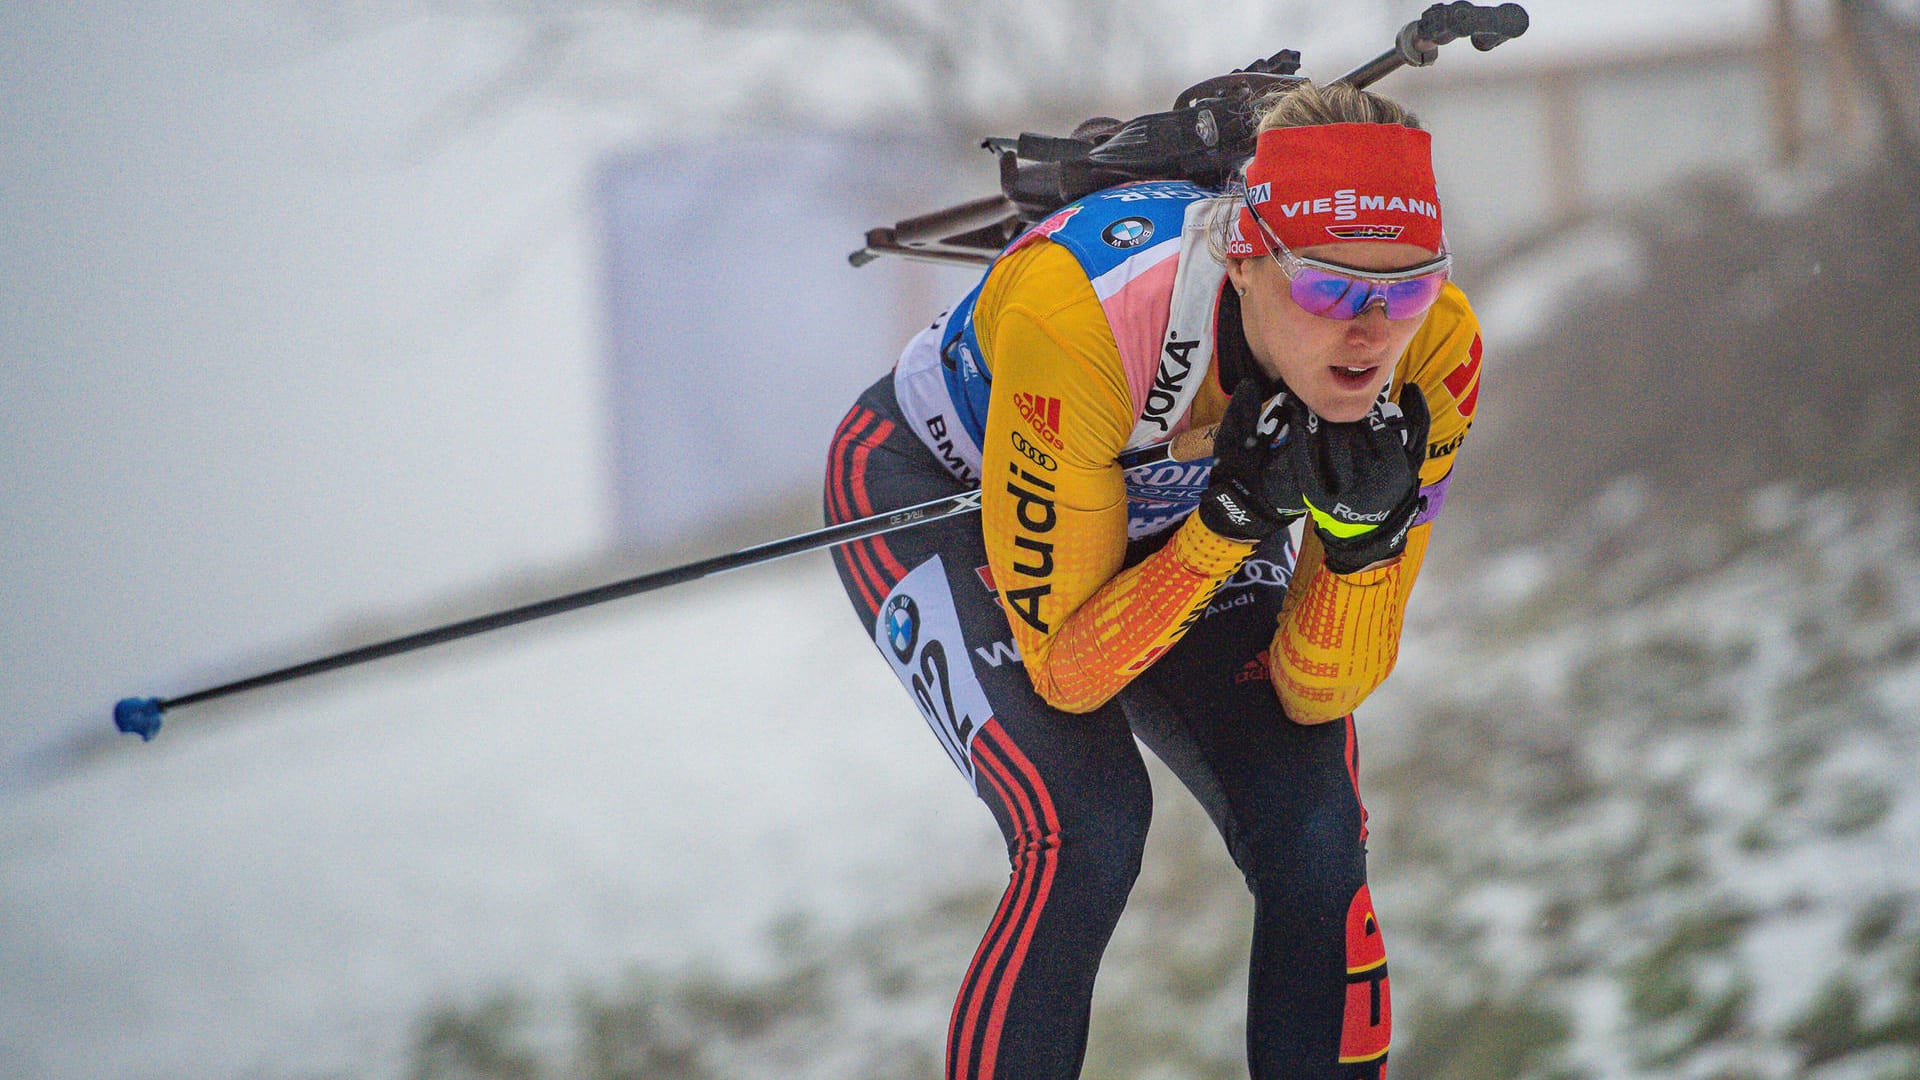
112, 423, 1221, 741
1336, 2, 1530, 89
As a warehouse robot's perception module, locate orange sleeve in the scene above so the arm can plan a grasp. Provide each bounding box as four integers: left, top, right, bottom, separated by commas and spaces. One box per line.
977, 241, 1255, 713
1268, 284, 1481, 722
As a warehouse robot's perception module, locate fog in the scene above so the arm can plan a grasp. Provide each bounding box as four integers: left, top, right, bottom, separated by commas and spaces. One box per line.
1, 2, 1892, 1077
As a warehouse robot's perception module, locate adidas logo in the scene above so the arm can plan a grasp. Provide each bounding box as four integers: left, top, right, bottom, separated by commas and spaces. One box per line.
1235, 653, 1271, 685
1013, 393, 1065, 450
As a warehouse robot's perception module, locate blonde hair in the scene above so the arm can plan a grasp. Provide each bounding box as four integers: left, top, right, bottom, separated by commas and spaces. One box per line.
1256, 80, 1421, 134
1204, 81, 1423, 262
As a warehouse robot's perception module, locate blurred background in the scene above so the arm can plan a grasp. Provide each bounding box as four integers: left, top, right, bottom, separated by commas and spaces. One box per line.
5, 1, 1920, 1077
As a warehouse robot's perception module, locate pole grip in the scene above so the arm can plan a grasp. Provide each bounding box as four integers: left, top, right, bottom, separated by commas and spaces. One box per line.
1338, 2, 1529, 87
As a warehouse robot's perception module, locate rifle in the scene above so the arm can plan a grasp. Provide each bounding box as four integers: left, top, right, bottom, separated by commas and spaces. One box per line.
849, 1, 1529, 269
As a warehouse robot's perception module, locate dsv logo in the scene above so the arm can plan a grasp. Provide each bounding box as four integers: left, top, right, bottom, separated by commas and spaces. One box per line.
1010, 430, 1057, 471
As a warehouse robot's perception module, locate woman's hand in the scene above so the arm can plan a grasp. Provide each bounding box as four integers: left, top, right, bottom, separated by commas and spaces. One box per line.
1292, 386, 1430, 573
1195, 378, 1306, 543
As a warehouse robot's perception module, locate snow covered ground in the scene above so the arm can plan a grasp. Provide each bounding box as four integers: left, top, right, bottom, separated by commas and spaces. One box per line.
13, 481, 1920, 1080
0, 555, 1002, 1080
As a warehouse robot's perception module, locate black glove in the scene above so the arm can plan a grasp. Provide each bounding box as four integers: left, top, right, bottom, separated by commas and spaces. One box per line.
1292, 386, 1431, 573
1196, 378, 1305, 543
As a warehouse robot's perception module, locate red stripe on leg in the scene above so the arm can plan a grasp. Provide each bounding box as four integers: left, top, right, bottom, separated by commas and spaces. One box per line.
828, 410, 883, 613
974, 722, 1061, 1080
952, 731, 1044, 1080
1344, 714, 1369, 843
845, 418, 912, 585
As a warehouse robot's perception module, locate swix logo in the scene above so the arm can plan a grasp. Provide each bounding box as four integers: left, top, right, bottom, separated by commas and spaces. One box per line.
1326, 224, 1406, 240
1442, 334, 1482, 419
1013, 392, 1065, 450
1273, 189, 1439, 222
1141, 337, 1199, 432
1214, 493, 1253, 527
1235, 653, 1271, 685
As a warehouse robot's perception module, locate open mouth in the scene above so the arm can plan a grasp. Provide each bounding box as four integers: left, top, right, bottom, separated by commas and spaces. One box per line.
1330, 364, 1377, 389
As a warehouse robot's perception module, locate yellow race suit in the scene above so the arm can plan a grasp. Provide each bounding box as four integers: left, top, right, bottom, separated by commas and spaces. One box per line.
966, 211, 1481, 720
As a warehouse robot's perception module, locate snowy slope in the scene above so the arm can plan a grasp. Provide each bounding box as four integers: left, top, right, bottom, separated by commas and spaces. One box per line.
0, 555, 1001, 1080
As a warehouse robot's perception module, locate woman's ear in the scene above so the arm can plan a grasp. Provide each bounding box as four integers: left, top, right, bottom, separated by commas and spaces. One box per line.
1225, 256, 1251, 294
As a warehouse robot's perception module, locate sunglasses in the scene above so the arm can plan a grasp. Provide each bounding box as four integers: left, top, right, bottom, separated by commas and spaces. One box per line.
1240, 189, 1452, 321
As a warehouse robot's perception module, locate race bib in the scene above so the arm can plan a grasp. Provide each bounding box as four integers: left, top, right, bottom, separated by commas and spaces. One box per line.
873, 556, 995, 790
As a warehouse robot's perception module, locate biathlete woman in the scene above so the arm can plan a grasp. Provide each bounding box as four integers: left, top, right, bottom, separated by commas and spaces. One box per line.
823, 81, 1483, 1080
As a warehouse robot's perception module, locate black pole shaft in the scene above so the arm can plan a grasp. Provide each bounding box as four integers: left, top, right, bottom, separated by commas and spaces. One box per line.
156, 488, 985, 712
1336, 47, 1412, 90
147, 435, 1189, 715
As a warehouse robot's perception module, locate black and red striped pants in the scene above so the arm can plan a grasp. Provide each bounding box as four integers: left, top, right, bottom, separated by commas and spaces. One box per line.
824, 376, 1389, 1080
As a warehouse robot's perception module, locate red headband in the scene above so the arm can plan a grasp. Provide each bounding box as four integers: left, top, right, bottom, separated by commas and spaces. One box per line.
1229, 123, 1443, 257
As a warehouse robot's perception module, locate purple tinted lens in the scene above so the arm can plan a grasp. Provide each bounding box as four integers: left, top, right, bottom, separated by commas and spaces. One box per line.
1288, 269, 1375, 319
1288, 267, 1447, 320
1378, 273, 1448, 318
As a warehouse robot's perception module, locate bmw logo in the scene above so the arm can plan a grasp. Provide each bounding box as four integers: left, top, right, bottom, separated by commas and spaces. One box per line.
884, 594, 920, 661
1102, 216, 1154, 249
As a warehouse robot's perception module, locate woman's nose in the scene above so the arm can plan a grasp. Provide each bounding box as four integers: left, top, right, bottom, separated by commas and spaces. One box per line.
1347, 303, 1392, 339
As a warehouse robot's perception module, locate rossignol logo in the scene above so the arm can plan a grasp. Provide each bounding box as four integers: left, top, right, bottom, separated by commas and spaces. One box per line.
1325, 224, 1406, 240
1141, 337, 1199, 433
1013, 392, 1065, 450
1271, 188, 1439, 222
